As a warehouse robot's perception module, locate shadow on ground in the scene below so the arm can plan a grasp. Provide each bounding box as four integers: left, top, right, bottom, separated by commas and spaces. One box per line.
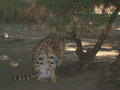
0, 34, 119, 90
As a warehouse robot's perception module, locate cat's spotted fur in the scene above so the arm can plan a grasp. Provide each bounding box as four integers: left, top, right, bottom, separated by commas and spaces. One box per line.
13, 34, 65, 83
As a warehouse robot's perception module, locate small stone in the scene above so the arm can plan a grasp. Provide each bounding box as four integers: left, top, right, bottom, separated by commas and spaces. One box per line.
0, 55, 10, 61
9, 61, 19, 67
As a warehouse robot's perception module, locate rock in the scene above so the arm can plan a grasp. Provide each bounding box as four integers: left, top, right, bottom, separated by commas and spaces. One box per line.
9, 61, 19, 67
0, 55, 10, 61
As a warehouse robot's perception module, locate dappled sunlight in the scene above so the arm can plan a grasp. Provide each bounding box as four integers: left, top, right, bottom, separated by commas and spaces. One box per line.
82, 38, 97, 44
94, 5, 104, 14
119, 12, 120, 15
94, 5, 116, 14
95, 50, 119, 63
96, 50, 118, 57
65, 41, 93, 52
65, 42, 76, 51
82, 41, 91, 46
65, 46, 117, 57
101, 45, 112, 49
65, 47, 76, 51
65, 41, 118, 63
66, 42, 76, 46
66, 40, 97, 47
113, 28, 120, 30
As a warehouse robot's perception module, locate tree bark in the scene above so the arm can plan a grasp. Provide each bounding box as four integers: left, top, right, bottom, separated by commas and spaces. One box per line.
90, 6, 120, 58
75, 6, 120, 69
104, 52, 120, 77
111, 52, 120, 72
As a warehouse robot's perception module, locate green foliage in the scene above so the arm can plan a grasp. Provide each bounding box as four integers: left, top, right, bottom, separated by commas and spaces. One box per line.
37, 0, 106, 14
48, 16, 70, 28
0, 0, 28, 8
37, 0, 110, 33
0, 1, 5, 8
0, 0, 119, 34
76, 14, 108, 24
12, 0, 28, 8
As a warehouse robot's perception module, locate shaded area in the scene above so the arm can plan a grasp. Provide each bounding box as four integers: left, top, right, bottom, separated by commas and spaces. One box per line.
0, 31, 119, 90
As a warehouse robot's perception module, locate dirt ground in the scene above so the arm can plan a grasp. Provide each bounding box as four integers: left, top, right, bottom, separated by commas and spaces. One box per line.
0, 26, 120, 90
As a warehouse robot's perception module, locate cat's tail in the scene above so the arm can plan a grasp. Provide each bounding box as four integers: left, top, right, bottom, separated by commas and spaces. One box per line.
12, 74, 36, 81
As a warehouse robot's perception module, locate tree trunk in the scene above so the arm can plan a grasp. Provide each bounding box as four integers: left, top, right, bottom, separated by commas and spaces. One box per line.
104, 52, 120, 77
75, 6, 120, 70
111, 52, 120, 72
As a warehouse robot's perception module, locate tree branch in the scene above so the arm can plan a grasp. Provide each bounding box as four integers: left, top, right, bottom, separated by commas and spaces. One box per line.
90, 6, 120, 56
